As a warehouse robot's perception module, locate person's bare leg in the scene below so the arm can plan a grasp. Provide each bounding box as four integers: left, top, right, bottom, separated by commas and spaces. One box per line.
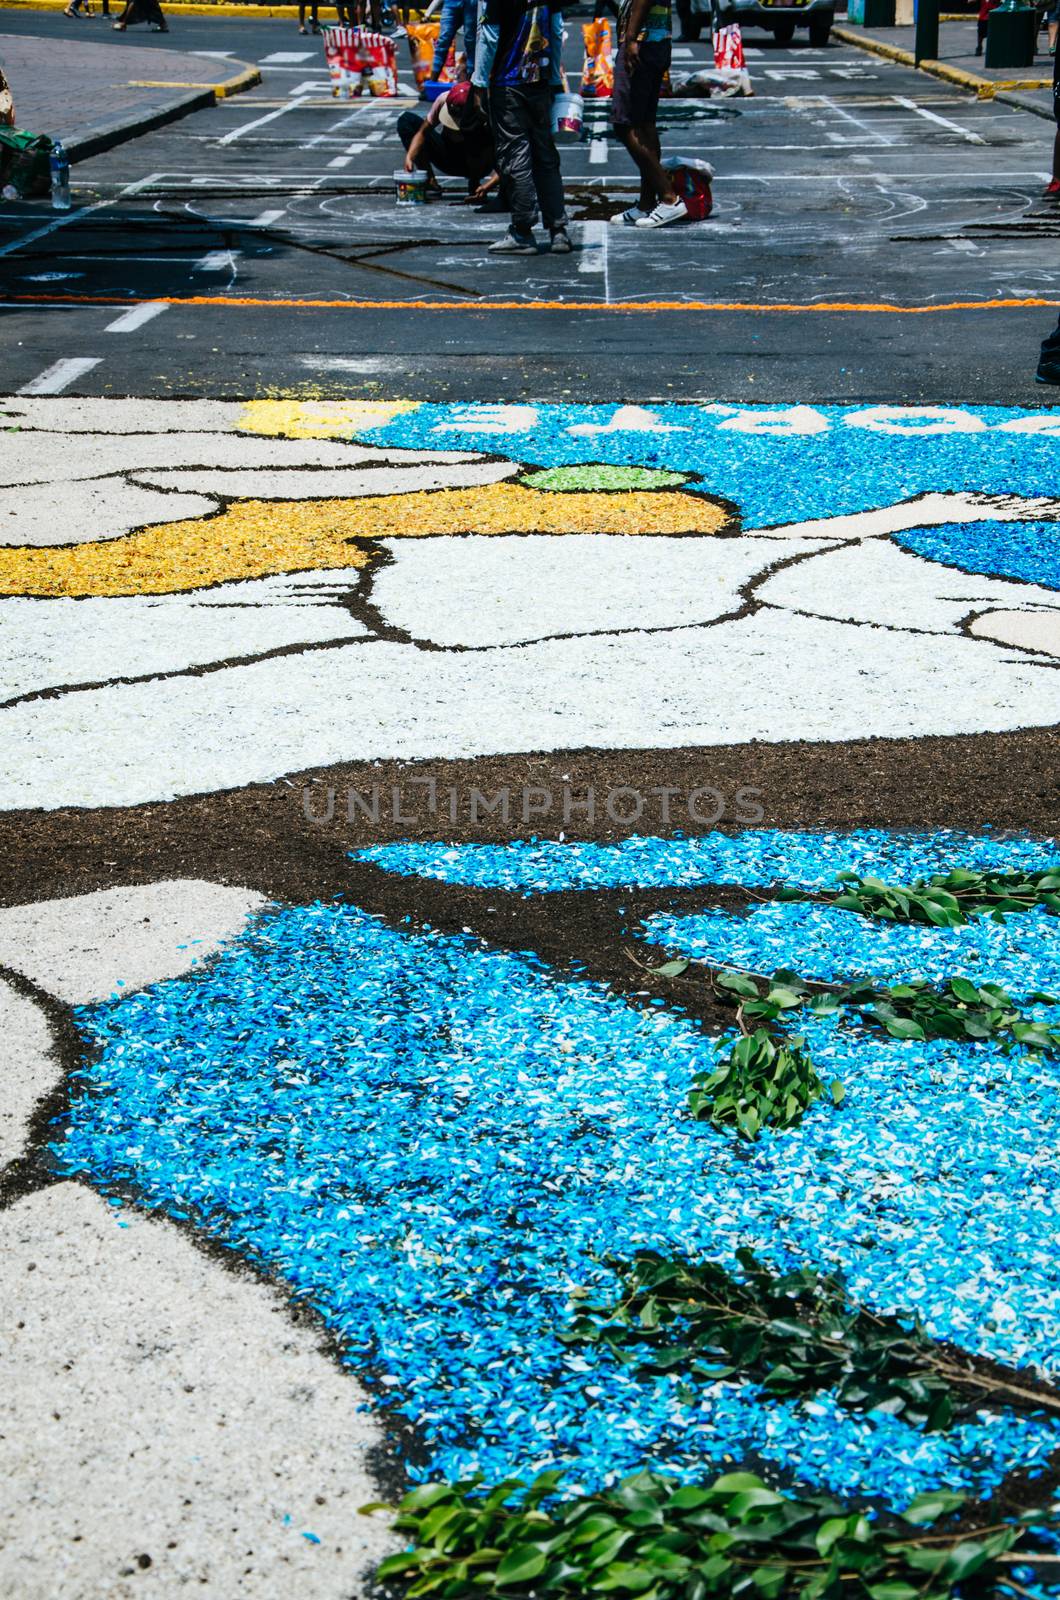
618, 122, 676, 207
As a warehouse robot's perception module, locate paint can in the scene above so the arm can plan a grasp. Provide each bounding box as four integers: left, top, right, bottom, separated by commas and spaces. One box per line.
551, 92, 584, 140
395, 167, 429, 205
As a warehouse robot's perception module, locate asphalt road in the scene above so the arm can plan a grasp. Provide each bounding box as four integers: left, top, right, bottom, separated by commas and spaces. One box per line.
1, 8, 1058, 400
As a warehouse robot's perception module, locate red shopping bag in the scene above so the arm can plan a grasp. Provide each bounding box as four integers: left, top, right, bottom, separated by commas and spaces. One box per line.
713, 22, 745, 68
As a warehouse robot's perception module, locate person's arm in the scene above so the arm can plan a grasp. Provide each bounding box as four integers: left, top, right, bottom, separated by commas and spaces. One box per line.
623, 0, 650, 67
404, 119, 429, 170
549, 9, 564, 88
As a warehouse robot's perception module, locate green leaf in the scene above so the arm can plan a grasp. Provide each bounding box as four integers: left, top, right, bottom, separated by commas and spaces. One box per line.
496, 1544, 548, 1584
717, 971, 759, 998
883, 1016, 926, 1041
901, 1490, 965, 1526
948, 977, 981, 1005
830, 1079, 845, 1105
649, 959, 690, 978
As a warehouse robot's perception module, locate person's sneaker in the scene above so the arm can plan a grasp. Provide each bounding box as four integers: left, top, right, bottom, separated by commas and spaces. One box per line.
549, 226, 573, 253
488, 227, 537, 254
611, 206, 648, 226
1036, 363, 1060, 385
1043, 179, 1060, 201
635, 198, 689, 228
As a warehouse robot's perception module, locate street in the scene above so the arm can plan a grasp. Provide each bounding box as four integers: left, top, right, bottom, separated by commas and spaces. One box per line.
2, 9, 1058, 396
2, 6, 1060, 1599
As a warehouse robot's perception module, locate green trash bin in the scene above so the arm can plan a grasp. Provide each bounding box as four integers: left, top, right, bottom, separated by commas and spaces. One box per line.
985, 0, 1037, 68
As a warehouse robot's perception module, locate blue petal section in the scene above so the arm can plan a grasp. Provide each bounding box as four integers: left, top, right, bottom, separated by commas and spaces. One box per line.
360, 403, 1060, 530
895, 522, 1060, 591
644, 902, 1060, 996
353, 829, 1056, 892
57, 889, 1060, 1508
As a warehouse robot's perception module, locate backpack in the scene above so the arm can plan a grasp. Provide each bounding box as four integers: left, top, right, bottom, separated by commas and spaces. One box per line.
0, 127, 53, 200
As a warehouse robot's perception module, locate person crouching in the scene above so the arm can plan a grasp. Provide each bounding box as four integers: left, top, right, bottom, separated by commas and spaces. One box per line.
398, 81, 496, 196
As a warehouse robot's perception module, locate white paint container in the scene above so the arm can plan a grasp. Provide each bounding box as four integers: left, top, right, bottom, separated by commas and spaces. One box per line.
551, 92, 584, 139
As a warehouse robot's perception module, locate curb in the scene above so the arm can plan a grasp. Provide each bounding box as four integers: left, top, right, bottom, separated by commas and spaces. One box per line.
832, 22, 1051, 103
1, 0, 305, 14
56, 58, 259, 160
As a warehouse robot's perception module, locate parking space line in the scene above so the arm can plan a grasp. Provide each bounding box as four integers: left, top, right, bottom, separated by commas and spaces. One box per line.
890, 96, 986, 146
0, 174, 161, 261
216, 99, 309, 147
17, 357, 102, 395
104, 301, 169, 332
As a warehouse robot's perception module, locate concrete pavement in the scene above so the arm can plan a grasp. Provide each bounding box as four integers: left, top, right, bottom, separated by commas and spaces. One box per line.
0, 29, 258, 159
836, 14, 1056, 118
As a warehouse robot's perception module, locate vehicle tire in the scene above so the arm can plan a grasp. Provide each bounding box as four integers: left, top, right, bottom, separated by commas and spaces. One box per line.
772, 17, 796, 41
808, 11, 832, 42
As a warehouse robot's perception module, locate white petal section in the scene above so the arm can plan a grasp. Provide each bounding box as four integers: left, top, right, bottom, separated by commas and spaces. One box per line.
0, 398, 244, 433
970, 609, 1060, 658
130, 459, 519, 499
0, 571, 367, 704
0, 979, 58, 1169
2, 611, 1059, 810
0, 881, 266, 1003
0, 1183, 394, 1600
371, 534, 830, 646
0, 433, 493, 489
0, 480, 217, 548
757, 542, 1060, 633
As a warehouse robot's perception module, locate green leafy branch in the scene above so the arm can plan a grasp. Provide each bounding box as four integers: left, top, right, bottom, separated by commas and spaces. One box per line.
560, 1250, 1060, 1432
365, 1468, 1052, 1599
651, 963, 1060, 1138
786, 866, 1060, 929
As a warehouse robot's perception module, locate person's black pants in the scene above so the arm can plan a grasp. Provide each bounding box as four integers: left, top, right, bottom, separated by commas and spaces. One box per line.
1040, 313, 1060, 380
488, 83, 566, 234
397, 109, 485, 182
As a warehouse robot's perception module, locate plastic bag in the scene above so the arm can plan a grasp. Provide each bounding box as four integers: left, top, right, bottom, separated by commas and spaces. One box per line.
323, 26, 398, 97
713, 22, 745, 68
0, 127, 52, 200
665, 156, 714, 220
671, 64, 752, 95
580, 19, 614, 97
406, 20, 458, 85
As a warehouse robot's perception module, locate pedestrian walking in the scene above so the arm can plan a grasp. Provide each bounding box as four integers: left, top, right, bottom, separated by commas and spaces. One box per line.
1035, 48, 1059, 382
298, 0, 321, 31
472, 0, 571, 254
399, 80, 496, 192
1045, 37, 1059, 200
610, 0, 686, 227
64, 0, 112, 17
112, 0, 168, 30
431, 0, 479, 77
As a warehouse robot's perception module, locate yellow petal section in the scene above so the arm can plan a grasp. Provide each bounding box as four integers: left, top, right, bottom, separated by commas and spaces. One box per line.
0, 484, 735, 599
235, 399, 421, 439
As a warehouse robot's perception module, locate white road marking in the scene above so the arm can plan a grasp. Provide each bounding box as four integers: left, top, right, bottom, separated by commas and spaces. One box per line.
287, 78, 332, 94
261, 50, 316, 62
327, 155, 354, 168
215, 98, 309, 147
251, 208, 287, 226
579, 220, 611, 299
672, 45, 693, 57
193, 250, 241, 271
818, 95, 895, 146
18, 358, 102, 396
0, 173, 161, 261
891, 96, 986, 145
589, 137, 608, 165
193, 50, 235, 59
104, 301, 169, 333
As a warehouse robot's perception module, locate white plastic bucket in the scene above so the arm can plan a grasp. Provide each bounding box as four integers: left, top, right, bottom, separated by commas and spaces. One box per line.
551, 91, 584, 139
395, 167, 428, 205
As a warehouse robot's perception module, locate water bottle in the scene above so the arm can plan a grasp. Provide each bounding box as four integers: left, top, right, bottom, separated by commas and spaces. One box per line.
50, 142, 71, 211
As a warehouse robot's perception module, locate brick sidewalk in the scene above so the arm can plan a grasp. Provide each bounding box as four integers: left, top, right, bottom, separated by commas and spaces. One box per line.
0, 31, 255, 156
837, 15, 1056, 117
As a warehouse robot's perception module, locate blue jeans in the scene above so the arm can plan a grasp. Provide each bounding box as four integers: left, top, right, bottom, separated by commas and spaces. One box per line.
431, 0, 477, 77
